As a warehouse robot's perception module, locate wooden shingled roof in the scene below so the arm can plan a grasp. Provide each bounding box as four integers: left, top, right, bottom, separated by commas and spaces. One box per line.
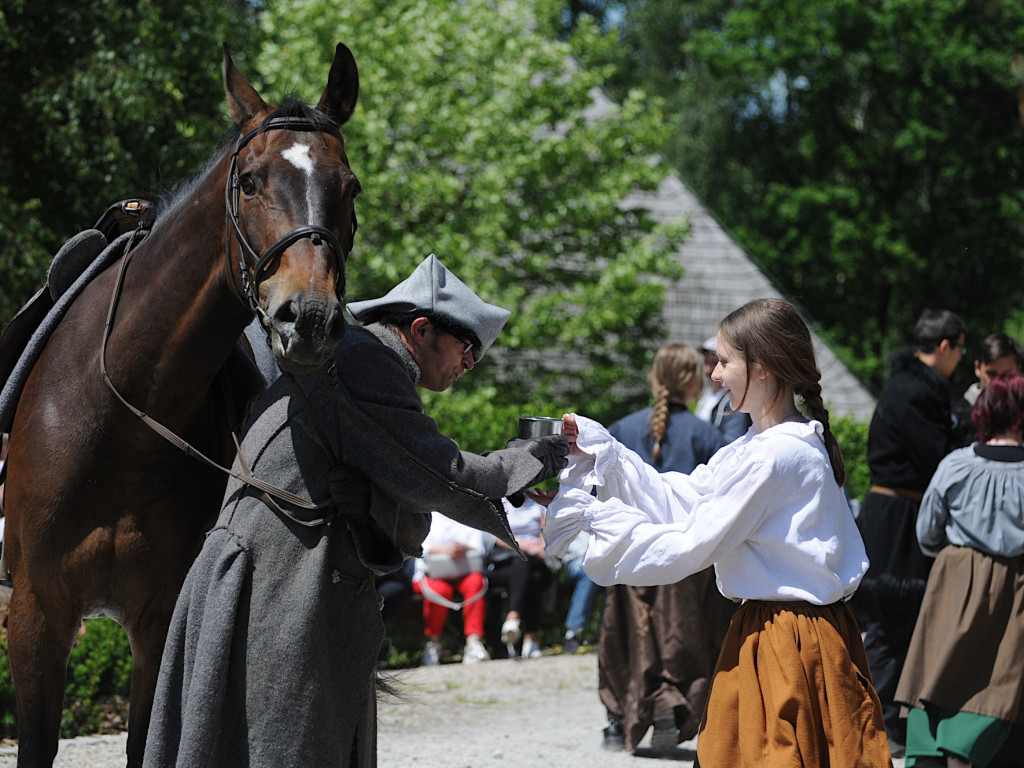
627, 173, 877, 421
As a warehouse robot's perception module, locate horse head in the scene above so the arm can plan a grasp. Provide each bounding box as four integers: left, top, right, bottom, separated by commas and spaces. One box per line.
223, 43, 360, 374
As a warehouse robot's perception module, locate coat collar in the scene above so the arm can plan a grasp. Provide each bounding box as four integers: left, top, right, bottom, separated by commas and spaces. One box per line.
890, 348, 952, 397
365, 322, 420, 386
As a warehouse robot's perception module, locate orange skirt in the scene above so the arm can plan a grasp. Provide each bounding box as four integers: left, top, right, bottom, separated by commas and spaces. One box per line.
696, 600, 892, 768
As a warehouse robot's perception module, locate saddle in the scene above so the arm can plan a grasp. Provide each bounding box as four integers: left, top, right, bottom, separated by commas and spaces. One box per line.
0, 195, 281, 437
0, 199, 157, 431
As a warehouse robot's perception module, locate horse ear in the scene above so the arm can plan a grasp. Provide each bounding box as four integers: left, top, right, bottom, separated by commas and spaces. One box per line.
317, 43, 359, 127
223, 42, 270, 126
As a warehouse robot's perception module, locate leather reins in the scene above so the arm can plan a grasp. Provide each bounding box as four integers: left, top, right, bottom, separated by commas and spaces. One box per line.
99, 238, 328, 513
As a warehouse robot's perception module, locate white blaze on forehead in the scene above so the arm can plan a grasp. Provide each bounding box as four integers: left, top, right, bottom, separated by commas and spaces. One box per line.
282, 141, 314, 174
282, 140, 318, 223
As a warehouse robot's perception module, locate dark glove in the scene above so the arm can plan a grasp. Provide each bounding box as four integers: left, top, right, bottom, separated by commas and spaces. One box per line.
328, 464, 372, 512
506, 434, 570, 485
506, 491, 526, 508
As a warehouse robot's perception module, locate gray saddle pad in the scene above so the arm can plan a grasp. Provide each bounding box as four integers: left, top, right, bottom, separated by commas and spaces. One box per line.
0, 229, 133, 435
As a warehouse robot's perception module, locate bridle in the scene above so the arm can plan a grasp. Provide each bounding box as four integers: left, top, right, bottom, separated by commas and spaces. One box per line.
98, 114, 360, 515
224, 115, 357, 325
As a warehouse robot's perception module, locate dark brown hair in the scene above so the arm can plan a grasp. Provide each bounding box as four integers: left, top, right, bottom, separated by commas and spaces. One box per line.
646, 344, 703, 465
974, 332, 1023, 368
718, 298, 846, 486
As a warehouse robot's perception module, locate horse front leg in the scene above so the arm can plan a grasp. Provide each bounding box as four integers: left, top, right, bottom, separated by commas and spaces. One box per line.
124, 610, 175, 768
7, 584, 78, 768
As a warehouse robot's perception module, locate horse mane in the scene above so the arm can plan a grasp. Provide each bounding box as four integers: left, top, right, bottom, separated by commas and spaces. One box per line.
151, 97, 339, 230
271, 97, 344, 140
151, 130, 237, 228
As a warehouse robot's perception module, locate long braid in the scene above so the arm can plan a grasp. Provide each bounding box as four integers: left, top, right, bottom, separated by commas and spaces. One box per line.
645, 344, 702, 467
648, 385, 670, 466
799, 382, 846, 487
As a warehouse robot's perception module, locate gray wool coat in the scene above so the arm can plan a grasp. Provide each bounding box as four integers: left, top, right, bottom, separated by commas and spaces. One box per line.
143, 324, 540, 768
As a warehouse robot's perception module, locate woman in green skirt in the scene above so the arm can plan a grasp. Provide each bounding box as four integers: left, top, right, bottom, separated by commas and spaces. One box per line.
896, 372, 1024, 768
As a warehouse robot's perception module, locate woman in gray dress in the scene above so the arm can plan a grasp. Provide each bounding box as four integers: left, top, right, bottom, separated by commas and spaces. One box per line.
896, 372, 1024, 768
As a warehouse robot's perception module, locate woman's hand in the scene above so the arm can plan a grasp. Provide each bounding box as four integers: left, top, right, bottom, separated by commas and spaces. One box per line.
524, 487, 558, 507
561, 413, 588, 456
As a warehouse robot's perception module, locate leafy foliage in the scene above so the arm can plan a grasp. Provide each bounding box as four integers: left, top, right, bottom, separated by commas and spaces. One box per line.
0, 632, 14, 737
0, 618, 132, 739
256, 0, 685, 420
0, 192, 52, 329
59, 620, 133, 737
0, 0, 263, 322
831, 414, 870, 504
586, 0, 1024, 389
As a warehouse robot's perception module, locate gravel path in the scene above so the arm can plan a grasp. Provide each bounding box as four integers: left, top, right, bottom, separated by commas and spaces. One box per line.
0, 650, 904, 767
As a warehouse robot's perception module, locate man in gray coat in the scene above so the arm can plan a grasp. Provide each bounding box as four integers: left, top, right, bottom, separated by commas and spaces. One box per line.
144, 254, 568, 768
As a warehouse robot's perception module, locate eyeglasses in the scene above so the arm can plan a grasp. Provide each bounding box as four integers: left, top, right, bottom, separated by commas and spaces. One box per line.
453, 335, 474, 356
949, 338, 967, 357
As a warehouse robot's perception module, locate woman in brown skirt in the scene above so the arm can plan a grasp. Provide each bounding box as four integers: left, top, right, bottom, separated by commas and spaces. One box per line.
541, 299, 892, 767
599, 345, 735, 753
895, 372, 1024, 768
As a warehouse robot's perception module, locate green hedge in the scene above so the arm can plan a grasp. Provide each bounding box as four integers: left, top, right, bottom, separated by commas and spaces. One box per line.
832, 415, 870, 505
0, 617, 132, 739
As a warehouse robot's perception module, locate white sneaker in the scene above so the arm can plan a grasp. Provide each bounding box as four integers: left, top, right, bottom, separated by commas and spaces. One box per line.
500, 617, 521, 645
521, 638, 542, 659
422, 640, 440, 666
462, 637, 490, 665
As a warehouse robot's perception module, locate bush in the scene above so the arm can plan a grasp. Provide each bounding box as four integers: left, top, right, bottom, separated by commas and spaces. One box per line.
832, 415, 870, 506
60, 619, 133, 737
0, 617, 133, 740
0, 632, 15, 738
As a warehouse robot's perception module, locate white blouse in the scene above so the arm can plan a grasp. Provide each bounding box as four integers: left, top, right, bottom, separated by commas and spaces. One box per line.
544, 415, 869, 605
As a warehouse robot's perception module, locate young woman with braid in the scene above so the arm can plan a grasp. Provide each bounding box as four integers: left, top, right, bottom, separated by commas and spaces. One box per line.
540, 299, 892, 767
596, 344, 734, 753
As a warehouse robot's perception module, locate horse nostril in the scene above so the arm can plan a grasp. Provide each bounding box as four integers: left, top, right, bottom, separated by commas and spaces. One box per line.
273, 298, 299, 326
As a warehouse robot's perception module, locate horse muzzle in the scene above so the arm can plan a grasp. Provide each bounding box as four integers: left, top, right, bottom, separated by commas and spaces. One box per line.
268, 292, 347, 373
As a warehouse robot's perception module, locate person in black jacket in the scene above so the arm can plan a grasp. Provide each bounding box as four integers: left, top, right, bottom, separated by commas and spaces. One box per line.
854, 308, 967, 758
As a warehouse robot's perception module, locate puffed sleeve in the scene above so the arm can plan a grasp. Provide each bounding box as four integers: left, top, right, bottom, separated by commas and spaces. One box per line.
917, 459, 953, 557
549, 414, 774, 586
561, 414, 710, 526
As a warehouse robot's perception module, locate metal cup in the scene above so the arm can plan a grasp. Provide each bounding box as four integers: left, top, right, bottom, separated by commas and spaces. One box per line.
518, 416, 563, 439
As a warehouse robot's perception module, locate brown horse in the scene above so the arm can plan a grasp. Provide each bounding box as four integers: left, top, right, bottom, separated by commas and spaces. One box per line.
2, 44, 360, 767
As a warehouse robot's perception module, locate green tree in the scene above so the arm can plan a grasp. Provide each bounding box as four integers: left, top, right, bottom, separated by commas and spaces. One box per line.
257, 0, 685, 438
586, 0, 1024, 387
0, 0, 263, 322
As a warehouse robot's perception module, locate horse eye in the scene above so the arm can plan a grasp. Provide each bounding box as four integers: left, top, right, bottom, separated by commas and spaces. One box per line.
239, 173, 258, 196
